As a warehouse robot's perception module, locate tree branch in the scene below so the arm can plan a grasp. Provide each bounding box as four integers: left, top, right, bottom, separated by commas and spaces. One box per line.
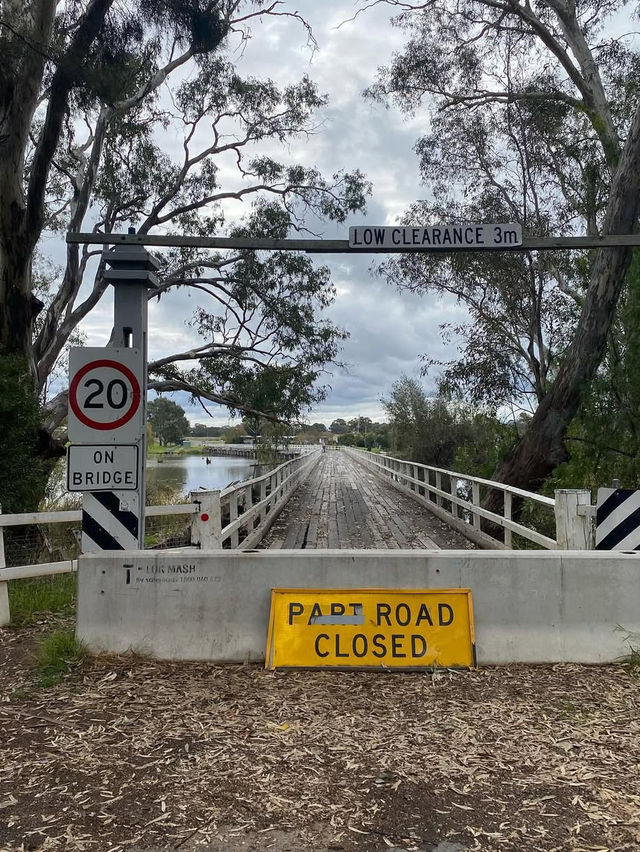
148, 378, 280, 422
25, 0, 114, 253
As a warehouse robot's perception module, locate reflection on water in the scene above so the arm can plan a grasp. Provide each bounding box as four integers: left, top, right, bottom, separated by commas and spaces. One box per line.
146, 454, 259, 498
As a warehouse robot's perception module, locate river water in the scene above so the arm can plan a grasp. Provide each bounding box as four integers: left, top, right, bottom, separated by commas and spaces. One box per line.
146, 454, 259, 498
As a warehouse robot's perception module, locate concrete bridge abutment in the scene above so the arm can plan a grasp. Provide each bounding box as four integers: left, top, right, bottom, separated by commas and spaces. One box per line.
77, 549, 640, 665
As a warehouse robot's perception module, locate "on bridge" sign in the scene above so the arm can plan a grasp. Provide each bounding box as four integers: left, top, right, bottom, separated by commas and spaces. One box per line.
266, 588, 475, 670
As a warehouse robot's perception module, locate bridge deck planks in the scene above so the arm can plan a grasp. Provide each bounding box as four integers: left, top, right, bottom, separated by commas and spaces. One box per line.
260, 451, 476, 550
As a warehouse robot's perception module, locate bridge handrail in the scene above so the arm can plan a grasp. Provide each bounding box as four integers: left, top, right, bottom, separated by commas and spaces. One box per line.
0, 502, 196, 528
345, 448, 557, 549
372, 455, 555, 507
200, 449, 321, 549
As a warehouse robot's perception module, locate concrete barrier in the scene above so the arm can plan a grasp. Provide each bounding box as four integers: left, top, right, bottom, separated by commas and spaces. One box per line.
77, 549, 640, 665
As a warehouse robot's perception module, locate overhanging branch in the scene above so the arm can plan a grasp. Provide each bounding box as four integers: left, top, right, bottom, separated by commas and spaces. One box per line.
148, 378, 280, 422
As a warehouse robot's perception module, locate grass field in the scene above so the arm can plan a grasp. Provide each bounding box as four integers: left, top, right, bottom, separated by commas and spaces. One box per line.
7, 574, 76, 626
147, 441, 203, 456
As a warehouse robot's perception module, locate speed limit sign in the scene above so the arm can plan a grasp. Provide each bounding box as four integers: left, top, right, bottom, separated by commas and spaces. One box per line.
68, 348, 144, 443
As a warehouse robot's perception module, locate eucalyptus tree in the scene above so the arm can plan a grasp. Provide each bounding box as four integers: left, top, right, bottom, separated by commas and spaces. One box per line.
367, 0, 640, 494
147, 397, 190, 445
383, 375, 513, 470
0, 0, 368, 507
551, 254, 640, 488
379, 101, 585, 416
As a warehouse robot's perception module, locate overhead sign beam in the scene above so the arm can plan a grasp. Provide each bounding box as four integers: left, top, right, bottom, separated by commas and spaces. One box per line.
67, 230, 640, 253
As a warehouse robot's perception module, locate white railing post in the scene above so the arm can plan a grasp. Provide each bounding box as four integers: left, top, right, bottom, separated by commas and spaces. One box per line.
229, 492, 239, 548
245, 484, 253, 535
348, 448, 559, 550
0, 504, 9, 627
504, 492, 513, 548
190, 490, 222, 549
555, 489, 593, 549
259, 479, 268, 525
472, 482, 481, 530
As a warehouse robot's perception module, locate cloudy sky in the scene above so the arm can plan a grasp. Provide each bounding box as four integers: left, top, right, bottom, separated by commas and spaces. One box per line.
66, 1, 470, 428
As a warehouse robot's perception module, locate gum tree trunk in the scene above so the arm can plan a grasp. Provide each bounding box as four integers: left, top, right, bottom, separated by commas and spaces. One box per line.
0, 1, 55, 363
486, 100, 640, 508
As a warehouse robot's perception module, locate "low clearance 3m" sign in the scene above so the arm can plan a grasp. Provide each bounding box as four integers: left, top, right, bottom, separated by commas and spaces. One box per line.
266, 588, 475, 670
349, 223, 522, 250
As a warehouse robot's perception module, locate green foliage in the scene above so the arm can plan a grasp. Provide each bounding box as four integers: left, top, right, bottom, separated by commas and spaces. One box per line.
452, 415, 519, 480
383, 377, 457, 465
8, 575, 77, 627
147, 397, 190, 445
222, 424, 247, 444
383, 375, 516, 470
34, 629, 87, 688
0, 356, 49, 513
337, 432, 357, 446
190, 423, 224, 438
546, 251, 640, 492
337, 428, 389, 449
183, 204, 351, 421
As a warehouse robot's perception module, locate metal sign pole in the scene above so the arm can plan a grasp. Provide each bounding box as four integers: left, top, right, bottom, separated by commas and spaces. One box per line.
70, 237, 159, 552
96, 238, 159, 549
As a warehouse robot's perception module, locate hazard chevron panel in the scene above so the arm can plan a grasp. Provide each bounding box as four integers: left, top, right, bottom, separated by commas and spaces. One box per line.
82, 491, 140, 551
596, 488, 640, 551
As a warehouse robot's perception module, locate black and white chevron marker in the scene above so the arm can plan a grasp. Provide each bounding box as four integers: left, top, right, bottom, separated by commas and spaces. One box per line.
596, 488, 640, 550
82, 491, 140, 551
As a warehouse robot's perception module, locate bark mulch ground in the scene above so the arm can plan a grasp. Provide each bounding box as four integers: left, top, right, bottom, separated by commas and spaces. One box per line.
1, 617, 640, 852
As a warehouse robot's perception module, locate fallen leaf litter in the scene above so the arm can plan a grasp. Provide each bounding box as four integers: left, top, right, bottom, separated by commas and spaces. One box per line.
1, 623, 640, 851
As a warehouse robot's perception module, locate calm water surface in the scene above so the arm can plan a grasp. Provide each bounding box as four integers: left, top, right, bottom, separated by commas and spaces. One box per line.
146, 454, 259, 497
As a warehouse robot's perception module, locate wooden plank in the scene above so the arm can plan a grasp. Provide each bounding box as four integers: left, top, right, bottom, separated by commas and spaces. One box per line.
258, 449, 479, 551
0, 506, 8, 626
347, 460, 408, 549
1, 561, 76, 582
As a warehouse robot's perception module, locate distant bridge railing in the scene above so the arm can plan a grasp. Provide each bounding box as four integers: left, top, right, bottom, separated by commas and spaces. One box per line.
344, 448, 594, 551
0, 449, 321, 625
184, 443, 318, 457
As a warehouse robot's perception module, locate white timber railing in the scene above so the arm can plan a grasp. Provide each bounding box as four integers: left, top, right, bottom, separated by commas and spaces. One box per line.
185, 442, 319, 456
344, 448, 594, 551
190, 448, 320, 550
0, 449, 320, 626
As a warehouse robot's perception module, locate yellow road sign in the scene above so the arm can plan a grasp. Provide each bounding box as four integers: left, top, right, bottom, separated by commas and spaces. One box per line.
265, 588, 475, 670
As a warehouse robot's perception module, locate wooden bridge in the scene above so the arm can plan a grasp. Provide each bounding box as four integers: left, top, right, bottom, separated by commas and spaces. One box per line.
261, 450, 477, 550
0, 444, 593, 625
258, 446, 591, 552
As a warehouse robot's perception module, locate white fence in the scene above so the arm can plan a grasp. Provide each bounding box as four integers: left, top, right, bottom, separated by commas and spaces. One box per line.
345, 448, 594, 551
0, 449, 320, 625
